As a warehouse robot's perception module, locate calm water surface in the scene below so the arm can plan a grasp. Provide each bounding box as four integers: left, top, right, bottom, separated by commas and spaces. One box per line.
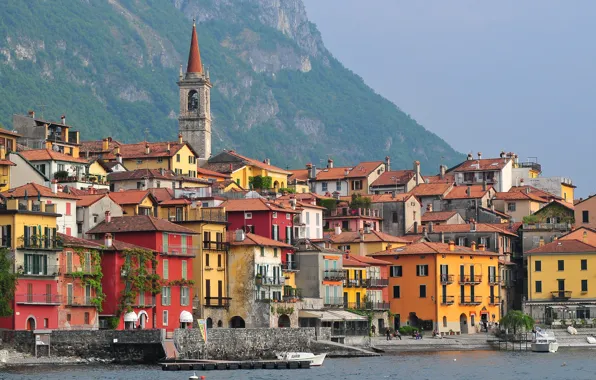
1, 351, 595, 380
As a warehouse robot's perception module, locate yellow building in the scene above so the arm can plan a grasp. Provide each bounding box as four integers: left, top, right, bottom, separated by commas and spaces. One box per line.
342, 256, 368, 308
13, 113, 80, 157
87, 159, 110, 185
525, 228, 596, 324
203, 150, 291, 191
329, 229, 408, 256
108, 190, 159, 216
0, 129, 18, 189
371, 241, 501, 335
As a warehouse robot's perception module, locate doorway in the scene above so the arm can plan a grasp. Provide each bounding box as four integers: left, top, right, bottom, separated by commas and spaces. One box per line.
460, 314, 468, 334
139, 312, 148, 329
26, 317, 36, 331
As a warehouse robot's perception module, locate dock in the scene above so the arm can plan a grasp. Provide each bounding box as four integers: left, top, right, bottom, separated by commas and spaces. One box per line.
161, 359, 311, 371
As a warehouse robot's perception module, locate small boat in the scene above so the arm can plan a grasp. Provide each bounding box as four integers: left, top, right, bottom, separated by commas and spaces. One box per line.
532, 328, 559, 353
586, 336, 596, 344
276, 352, 327, 366
567, 326, 578, 335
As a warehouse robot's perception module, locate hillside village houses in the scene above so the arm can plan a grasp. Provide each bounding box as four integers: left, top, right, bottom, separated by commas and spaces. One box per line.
0, 20, 590, 344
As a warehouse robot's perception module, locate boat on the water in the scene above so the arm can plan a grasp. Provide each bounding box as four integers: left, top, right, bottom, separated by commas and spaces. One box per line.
532, 328, 558, 353
276, 352, 327, 366
587, 336, 596, 344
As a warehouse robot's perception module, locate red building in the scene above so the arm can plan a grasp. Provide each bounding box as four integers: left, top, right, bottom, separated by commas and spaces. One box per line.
87, 215, 198, 332
221, 198, 299, 263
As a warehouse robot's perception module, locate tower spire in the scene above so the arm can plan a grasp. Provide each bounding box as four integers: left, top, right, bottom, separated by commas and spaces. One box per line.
186, 19, 203, 74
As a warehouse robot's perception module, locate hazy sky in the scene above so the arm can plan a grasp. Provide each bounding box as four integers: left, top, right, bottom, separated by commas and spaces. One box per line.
302, 0, 595, 197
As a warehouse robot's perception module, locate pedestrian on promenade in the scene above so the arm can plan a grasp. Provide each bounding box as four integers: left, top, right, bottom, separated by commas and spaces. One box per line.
371, 324, 376, 336
394, 330, 402, 340
386, 328, 392, 340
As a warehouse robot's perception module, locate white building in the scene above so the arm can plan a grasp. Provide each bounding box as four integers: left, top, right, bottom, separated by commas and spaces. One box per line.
75, 193, 123, 238
452, 152, 514, 192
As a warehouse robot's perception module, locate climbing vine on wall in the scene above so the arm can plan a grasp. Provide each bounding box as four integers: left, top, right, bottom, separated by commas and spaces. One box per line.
165, 279, 195, 287
69, 248, 106, 312
118, 248, 161, 315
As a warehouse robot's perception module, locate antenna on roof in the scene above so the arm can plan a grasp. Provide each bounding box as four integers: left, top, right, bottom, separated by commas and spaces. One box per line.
36, 104, 47, 119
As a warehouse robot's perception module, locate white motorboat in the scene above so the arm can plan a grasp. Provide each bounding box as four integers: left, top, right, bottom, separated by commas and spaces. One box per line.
532, 328, 559, 353
586, 336, 596, 344
276, 352, 327, 366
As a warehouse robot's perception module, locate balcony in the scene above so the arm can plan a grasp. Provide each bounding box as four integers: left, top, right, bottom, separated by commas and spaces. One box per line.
344, 279, 365, 288
283, 288, 302, 302
459, 296, 482, 305
15, 293, 61, 305
63, 265, 94, 276
19, 236, 63, 250
366, 278, 389, 288
324, 208, 381, 218
204, 297, 231, 308
345, 301, 390, 311
256, 276, 285, 286
488, 296, 501, 305
324, 297, 344, 307
282, 261, 299, 271
202, 241, 229, 252
323, 270, 346, 281
161, 245, 199, 257
440, 295, 455, 305
18, 264, 60, 277
187, 207, 227, 223
66, 295, 95, 307
518, 162, 542, 172
440, 274, 454, 285
522, 223, 571, 231
488, 276, 502, 285
459, 275, 482, 284
551, 291, 572, 301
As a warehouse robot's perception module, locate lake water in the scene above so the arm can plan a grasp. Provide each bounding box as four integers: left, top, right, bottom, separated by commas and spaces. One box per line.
2, 351, 595, 380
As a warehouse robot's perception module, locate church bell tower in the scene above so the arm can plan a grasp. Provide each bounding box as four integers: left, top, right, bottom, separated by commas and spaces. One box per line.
178, 20, 212, 166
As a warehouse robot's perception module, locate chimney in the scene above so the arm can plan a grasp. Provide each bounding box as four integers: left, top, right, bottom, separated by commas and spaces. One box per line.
105, 210, 111, 223
520, 178, 524, 186
235, 229, 246, 242
440, 165, 446, 179
391, 190, 396, 199
470, 218, 476, 232
334, 225, 342, 235
159, 168, 165, 176
448, 240, 455, 251
310, 165, 317, 180
364, 223, 371, 234
344, 168, 350, 176
477, 152, 482, 160
0, 145, 5, 160
413, 221, 418, 234
583, 231, 588, 243
466, 186, 472, 197
467, 153, 473, 161
427, 203, 433, 213
51, 179, 58, 194
471, 241, 476, 251
478, 244, 486, 252
104, 233, 113, 248
102, 138, 109, 151
116, 153, 122, 164
385, 156, 391, 172
539, 237, 545, 247
167, 142, 171, 153
178, 133, 183, 144
113, 146, 120, 155
500, 151, 506, 159
482, 181, 487, 191
428, 222, 433, 233
265, 158, 271, 166
414, 160, 421, 185
61, 115, 66, 125
28, 110, 35, 118
358, 229, 365, 240
327, 158, 334, 169
145, 143, 150, 155
289, 198, 297, 210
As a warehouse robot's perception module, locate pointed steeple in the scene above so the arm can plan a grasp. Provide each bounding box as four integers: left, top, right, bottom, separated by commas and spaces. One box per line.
186, 19, 203, 74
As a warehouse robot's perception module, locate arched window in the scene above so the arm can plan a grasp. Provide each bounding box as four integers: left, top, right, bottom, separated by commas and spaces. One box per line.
188, 90, 199, 112
206, 317, 213, 328
442, 316, 447, 327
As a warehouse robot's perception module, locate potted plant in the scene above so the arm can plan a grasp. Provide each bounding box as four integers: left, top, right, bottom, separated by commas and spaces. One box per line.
449, 329, 454, 335
255, 273, 263, 286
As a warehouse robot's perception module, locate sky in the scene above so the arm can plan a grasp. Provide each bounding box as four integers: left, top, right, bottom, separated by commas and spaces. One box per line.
302, 0, 595, 197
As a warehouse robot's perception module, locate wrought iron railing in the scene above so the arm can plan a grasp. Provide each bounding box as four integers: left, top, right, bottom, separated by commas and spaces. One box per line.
459, 275, 482, 284
15, 293, 61, 304
204, 297, 231, 308
323, 270, 346, 281
459, 296, 482, 305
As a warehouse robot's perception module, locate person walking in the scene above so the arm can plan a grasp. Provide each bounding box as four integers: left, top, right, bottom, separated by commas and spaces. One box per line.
386, 328, 392, 340
371, 324, 376, 336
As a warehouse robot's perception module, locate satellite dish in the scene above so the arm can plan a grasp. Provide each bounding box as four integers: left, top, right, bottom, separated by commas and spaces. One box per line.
55, 127, 62, 134
53, 144, 60, 152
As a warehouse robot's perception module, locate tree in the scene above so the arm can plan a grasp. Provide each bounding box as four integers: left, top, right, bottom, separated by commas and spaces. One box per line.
500, 310, 535, 335
350, 193, 371, 210
248, 175, 273, 190
0, 248, 17, 317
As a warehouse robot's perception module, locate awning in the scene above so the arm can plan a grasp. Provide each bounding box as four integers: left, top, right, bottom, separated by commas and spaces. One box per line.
123, 311, 138, 322
298, 310, 367, 321
180, 311, 193, 323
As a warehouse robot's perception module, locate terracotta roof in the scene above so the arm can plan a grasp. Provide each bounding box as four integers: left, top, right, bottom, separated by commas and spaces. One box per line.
398, 234, 427, 243
108, 190, 156, 206
95, 159, 123, 172
421, 211, 458, 222
424, 173, 455, 184
526, 239, 596, 254
187, 22, 203, 73
509, 186, 562, 201
197, 167, 230, 179
367, 193, 414, 203
314, 167, 352, 181
108, 169, 176, 181
479, 207, 512, 220
58, 233, 103, 249
0, 159, 16, 166
87, 215, 197, 235
549, 199, 575, 211
573, 194, 596, 207
221, 198, 299, 213
160, 198, 191, 206
288, 169, 309, 182
65, 187, 109, 196
225, 150, 291, 175
343, 256, 368, 267
346, 161, 384, 178
559, 227, 596, 246
80, 139, 122, 154
370, 241, 498, 256
277, 193, 331, 203
228, 232, 292, 248
19, 148, 88, 163
453, 158, 511, 172
430, 223, 518, 237
494, 191, 547, 202
443, 185, 492, 200
0, 127, 21, 137
370, 170, 415, 187
148, 188, 174, 203
102, 141, 196, 160
327, 230, 409, 244
76, 194, 109, 207
349, 254, 391, 266
2, 183, 80, 200
410, 183, 452, 197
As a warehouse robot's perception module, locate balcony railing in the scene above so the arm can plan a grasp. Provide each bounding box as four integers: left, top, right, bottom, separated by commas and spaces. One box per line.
459, 296, 482, 305
283, 288, 302, 302
324, 208, 380, 218
440, 295, 455, 305
551, 290, 572, 301
522, 223, 571, 231
459, 275, 482, 284
366, 278, 389, 287
518, 162, 542, 172
18, 264, 60, 277
344, 279, 365, 288
488, 276, 502, 285
15, 293, 61, 305
202, 241, 229, 252
62, 265, 94, 276
324, 297, 344, 307
440, 274, 454, 285
345, 301, 390, 311
188, 208, 227, 223
256, 276, 285, 286
19, 236, 63, 250
323, 270, 346, 281
282, 262, 299, 271
161, 245, 199, 256
204, 297, 231, 308
488, 296, 501, 305
66, 295, 95, 307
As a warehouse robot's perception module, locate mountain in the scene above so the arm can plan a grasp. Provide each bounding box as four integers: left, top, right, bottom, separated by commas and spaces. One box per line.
0, 0, 463, 171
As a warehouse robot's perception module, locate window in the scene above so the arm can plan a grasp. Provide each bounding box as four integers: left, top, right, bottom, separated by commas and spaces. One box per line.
416, 264, 429, 277
44, 318, 49, 328
273, 212, 278, 218
85, 284, 91, 304
273, 248, 278, 257
163, 311, 168, 326
535, 280, 542, 293
181, 287, 189, 306
205, 254, 210, 267
161, 287, 171, 306
316, 213, 320, 226
217, 254, 222, 268
84, 312, 90, 325
419, 285, 427, 298
352, 180, 363, 191
157, 157, 163, 163
176, 154, 181, 162
393, 286, 401, 298
535, 260, 542, 272
336, 181, 342, 191
136, 160, 143, 165
139, 291, 145, 306
507, 203, 516, 212
181, 260, 187, 280
65, 202, 71, 216
286, 213, 291, 220
162, 233, 169, 253
581, 259, 588, 271
245, 212, 252, 219
558, 260, 564, 271
392, 212, 398, 223
583, 210, 590, 223
322, 182, 328, 192
457, 237, 467, 246
260, 247, 265, 257
582, 280, 588, 292
66, 314, 71, 322
390, 265, 402, 277
203, 231, 211, 248
163, 259, 169, 280
57, 164, 65, 172
272, 225, 279, 241
443, 316, 447, 328
306, 212, 310, 224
